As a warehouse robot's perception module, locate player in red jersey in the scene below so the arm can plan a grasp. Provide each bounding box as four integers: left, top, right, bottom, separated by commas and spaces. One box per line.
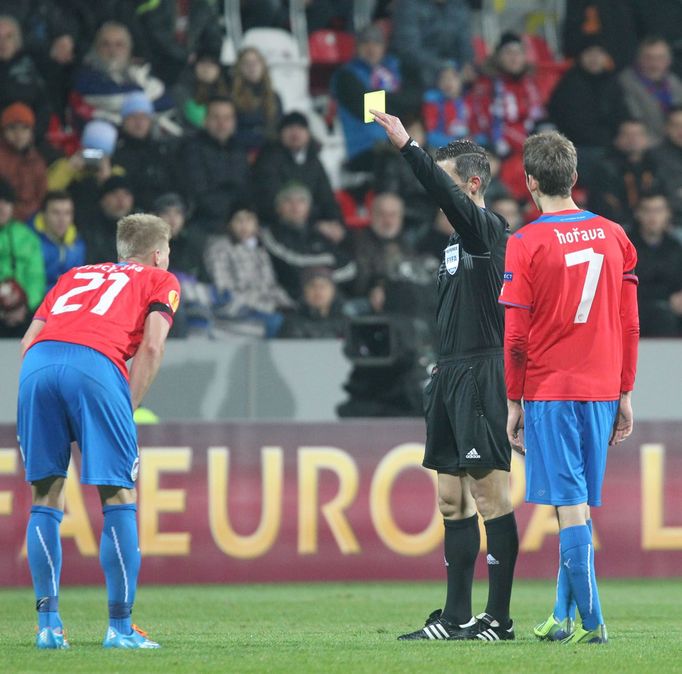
17, 213, 179, 649
499, 131, 639, 644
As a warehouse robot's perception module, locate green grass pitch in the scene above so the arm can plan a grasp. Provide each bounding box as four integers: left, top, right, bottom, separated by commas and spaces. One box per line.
1, 580, 681, 673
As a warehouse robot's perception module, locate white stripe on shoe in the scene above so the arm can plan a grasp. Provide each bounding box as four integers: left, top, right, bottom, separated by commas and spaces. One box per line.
111, 526, 129, 603
35, 526, 58, 596
434, 623, 449, 638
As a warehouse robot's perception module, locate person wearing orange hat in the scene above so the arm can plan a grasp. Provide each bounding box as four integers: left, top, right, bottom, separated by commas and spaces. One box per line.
0, 102, 47, 221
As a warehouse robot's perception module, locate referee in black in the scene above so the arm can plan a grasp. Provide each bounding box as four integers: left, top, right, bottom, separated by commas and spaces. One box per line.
372, 110, 518, 641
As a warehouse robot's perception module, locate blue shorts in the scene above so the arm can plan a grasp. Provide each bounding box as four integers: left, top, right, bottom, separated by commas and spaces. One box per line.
17, 341, 139, 488
524, 400, 618, 507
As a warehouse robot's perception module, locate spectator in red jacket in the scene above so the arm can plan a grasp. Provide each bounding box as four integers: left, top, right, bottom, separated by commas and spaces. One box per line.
0, 102, 47, 222
469, 32, 545, 201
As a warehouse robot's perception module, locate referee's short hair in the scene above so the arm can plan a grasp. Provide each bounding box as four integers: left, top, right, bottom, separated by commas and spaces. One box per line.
435, 140, 491, 195
523, 131, 577, 198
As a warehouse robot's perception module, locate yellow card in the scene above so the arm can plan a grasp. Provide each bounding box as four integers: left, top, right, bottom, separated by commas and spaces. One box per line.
364, 89, 385, 123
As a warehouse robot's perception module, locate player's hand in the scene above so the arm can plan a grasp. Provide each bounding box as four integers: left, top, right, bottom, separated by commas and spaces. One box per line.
506, 399, 525, 455
609, 392, 633, 445
370, 109, 410, 149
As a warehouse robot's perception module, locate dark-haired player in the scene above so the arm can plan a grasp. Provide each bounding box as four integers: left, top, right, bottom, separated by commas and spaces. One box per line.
372, 109, 517, 642
502, 131, 639, 644
17, 213, 179, 649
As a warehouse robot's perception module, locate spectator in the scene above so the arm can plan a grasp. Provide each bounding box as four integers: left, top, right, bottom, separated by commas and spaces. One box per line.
389, 0, 474, 93
414, 209, 454, 260
261, 184, 356, 299
373, 115, 437, 231
205, 208, 293, 338
82, 175, 134, 264
155, 191, 208, 338
0, 179, 45, 337
72, 20, 173, 126
352, 192, 425, 297
0, 15, 50, 140
48, 119, 123, 227
231, 47, 282, 154
0, 102, 47, 222
562, 0, 638, 72
173, 47, 231, 130
548, 36, 627, 186
588, 118, 658, 227
305, 0, 353, 32
180, 96, 251, 233
29, 27, 77, 126
29, 190, 85, 290
619, 36, 682, 143
469, 32, 545, 201
490, 196, 523, 233
154, 192, 206, 281
629, 192, 682, 336
652, 106, 682, 223
252, 111, 344, 237
422, 60, 476, 149
333, 24, 402, 171
112, 92, 178, 211
279, 267, 346, 339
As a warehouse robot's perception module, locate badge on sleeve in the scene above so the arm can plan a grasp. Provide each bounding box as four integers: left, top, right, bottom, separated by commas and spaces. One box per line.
444, 244, 460, 275
168, 290, 180, 313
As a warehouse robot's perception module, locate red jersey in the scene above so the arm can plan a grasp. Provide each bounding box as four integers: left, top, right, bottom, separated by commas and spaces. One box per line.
499, 210, 638, 400
31, 262, 180, 378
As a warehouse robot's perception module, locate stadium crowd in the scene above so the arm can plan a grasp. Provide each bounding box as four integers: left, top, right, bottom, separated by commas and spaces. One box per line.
1, 0, 682, 352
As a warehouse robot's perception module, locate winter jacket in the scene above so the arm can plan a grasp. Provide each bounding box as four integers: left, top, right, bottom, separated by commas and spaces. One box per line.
619, 67, 682, 143
179, 130, 251, 232
652, 140, 682, 221
0, 218, 46, 310
204, 235, 292, 314
0, 140, 48, 222
389, 0, 473, 89
30, 212, 86, 290
261, 220, 356, 299
548, 65, 626, 147
333, 56, 401, 160
112, 131, 178, 211
251, 140, 342, 224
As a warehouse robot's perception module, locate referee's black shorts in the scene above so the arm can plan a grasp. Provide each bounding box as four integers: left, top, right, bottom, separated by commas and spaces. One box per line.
422, 348, 511, 474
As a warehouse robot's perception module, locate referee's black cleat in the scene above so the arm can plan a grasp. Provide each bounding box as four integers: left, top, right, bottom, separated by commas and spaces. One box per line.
471, 612, 515, 641
397, 609, 478, 640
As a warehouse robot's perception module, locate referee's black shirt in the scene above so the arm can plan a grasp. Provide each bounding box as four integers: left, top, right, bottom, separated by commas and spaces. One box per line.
400, 139, 508, 358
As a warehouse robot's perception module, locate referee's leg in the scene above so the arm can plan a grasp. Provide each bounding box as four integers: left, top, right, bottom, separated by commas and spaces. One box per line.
468, 468, 518, 627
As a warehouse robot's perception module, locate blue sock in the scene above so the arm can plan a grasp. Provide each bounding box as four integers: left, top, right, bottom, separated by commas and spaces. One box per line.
26, 505, 64, 630
560, 524, 603, 630
100, 504, 141, 635
554, 518, 592, 621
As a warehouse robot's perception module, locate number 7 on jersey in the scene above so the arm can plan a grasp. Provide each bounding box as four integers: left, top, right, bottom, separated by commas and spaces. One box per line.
564, 248, 604, 324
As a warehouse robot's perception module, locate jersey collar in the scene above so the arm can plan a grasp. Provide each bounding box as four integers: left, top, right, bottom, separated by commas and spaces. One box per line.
532, 209, 597, 224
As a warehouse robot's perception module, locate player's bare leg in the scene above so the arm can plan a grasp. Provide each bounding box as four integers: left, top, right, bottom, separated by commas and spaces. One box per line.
555, 503, 607, 643
97, 484, 159, 649
467, 468, 518, 640
27, 476, 68, 648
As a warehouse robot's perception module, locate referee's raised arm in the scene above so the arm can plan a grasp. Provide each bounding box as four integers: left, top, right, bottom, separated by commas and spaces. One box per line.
370, 109, 503, 254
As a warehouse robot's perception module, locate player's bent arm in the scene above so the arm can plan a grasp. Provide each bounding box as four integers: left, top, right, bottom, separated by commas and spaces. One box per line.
128, 311, 171, 410
20, 319, 45, 357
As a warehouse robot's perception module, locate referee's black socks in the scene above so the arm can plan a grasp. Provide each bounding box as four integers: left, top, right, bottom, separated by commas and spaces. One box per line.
442, 514, 480, 625
483, 511, 519, 627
